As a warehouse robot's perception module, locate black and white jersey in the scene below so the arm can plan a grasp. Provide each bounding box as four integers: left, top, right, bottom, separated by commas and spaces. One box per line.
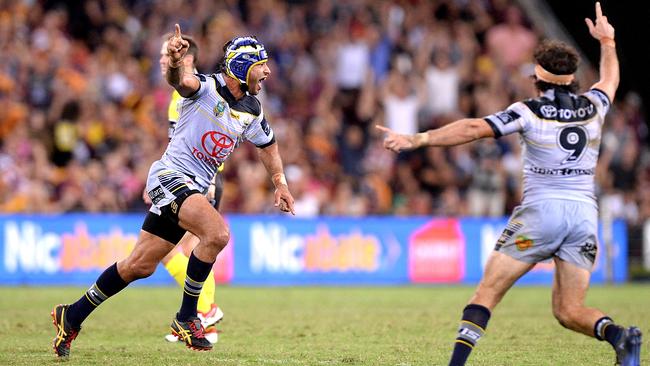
484, 88, 611, 206
160, 73, 275, 191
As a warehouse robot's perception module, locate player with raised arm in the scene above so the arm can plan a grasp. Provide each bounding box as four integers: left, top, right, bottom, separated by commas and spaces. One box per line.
156, 34, 223, 344
378, 3, 641, 366
51, 24, 295, 358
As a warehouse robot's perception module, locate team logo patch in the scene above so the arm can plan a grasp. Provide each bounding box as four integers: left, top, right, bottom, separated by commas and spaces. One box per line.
495, 110, 520, 125
147, 186, 165, 205
540, 105, 557, 118
170, 200, 179, 214
580, 241, 597, 262
213, 100, 226, 117
515, 235, 534, 251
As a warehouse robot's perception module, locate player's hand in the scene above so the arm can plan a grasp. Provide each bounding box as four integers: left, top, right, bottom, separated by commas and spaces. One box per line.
376, 125, 417, 153
274, 185, 295, 215
585, 2, 615, 43
167, 24, 189, 66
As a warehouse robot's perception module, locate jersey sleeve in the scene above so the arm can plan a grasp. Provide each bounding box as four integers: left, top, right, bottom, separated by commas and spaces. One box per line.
244, 105, 276, 148
582, 88, 611, 119
483, 102, 529, 138
186, 73, 212, 100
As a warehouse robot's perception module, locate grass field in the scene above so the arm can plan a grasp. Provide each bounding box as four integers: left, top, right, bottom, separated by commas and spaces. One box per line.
0, 285, 647, 366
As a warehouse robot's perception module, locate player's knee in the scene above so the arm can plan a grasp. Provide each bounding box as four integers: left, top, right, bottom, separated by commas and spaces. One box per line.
553, 304, 580, 327
204, 228, 230, 251
124, 259, 157, 280
215, 228, 230, 249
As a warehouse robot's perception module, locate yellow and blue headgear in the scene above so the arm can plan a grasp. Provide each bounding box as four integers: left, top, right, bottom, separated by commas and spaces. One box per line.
223, 36, 268, 90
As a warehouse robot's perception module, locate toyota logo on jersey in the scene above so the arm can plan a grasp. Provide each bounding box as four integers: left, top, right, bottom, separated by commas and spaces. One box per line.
202, 131, 234, 159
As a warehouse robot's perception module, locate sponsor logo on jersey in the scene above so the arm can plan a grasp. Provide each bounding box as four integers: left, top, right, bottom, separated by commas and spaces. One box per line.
530, 166, 595, 176
201, 131, 234, 159
540, 105, 557, 118
192, 147, 220, 167
539, 103, 594, 120
147, 186, 165, 205
495, 110, 520, 124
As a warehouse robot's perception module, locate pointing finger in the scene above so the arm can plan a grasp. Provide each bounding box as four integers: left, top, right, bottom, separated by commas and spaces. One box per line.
595, 2, 602, 19
175, 23, 182, 37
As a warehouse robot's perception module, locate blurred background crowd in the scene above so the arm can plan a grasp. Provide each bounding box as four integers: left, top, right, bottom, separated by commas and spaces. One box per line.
0, 0, 647, 232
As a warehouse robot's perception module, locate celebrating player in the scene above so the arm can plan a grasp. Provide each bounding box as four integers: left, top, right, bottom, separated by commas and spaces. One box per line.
377, 3, 641, 366
51, 24, 295, 358
156, 34, 223, 344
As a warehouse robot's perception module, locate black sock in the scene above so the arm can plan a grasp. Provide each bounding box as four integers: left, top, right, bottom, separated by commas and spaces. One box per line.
449, 304, 491, 366
67, 263, 129, 328
594, 316, 624, 348
177, 251, 214, 322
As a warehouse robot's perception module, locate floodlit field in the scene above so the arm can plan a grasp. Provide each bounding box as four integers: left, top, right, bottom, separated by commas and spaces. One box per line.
0, 285, 648, 365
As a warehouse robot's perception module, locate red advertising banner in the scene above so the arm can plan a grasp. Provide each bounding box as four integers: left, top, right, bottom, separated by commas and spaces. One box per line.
408, 218, 465, 283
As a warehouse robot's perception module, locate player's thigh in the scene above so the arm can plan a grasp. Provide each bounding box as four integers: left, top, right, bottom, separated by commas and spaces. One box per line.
177, 193, 228, 242
470, 251, 535, 309
552, 256, 591, 311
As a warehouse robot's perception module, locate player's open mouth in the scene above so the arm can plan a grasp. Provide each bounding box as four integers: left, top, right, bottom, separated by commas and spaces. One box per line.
258, 77, 266, 88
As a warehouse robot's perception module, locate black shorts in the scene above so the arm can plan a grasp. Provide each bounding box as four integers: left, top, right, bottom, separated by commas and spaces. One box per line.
141, 189, 200, 245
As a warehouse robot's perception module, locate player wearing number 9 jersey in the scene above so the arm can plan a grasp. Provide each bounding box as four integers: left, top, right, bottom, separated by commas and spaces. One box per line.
484, 83, 607, 207
377, 3, 641, 366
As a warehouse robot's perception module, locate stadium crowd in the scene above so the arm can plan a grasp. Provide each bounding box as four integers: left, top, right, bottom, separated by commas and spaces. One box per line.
0, 0, 647, 225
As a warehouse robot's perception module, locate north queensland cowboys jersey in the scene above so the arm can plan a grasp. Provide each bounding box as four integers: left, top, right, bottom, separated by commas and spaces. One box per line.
484, 88, 611, 206
160, 72, 275, 192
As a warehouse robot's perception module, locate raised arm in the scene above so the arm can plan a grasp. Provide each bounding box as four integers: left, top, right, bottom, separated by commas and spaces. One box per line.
166, 24, 201, 98
376, 118, 495, 153
585, 2, 619, 101
257, 142, 295, 215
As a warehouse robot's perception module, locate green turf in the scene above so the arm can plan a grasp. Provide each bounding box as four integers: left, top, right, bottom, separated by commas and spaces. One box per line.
0, 285, 647, 365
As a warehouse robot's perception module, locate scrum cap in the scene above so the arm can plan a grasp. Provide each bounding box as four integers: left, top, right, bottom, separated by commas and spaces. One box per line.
223, 36, 268, 89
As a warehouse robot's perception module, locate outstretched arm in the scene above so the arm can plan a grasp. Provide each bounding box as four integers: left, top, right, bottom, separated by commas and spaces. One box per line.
585, 2, 619, 101
257, 142, 296, 215
376, 118, 495, 153
166, 24, 200, 98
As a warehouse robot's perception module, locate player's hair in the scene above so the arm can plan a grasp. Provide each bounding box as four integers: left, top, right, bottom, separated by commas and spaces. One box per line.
533, 40, 579, 93
162, 33, 199, 65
